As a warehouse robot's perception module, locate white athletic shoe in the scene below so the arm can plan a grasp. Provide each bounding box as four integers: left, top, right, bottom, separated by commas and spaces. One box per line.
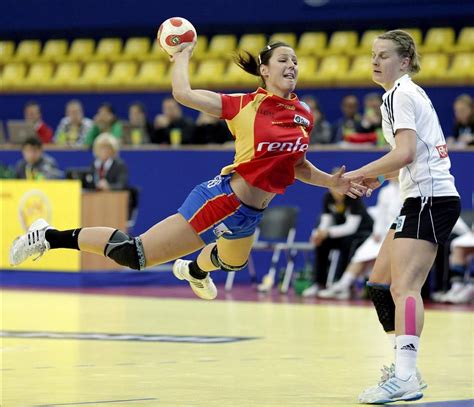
9, 218, 51, 266
172, 259, 217, 300
317, 283, 351, 300
358, 374, 423, 404
376, 363, 427, 391
302, 283, 319, 297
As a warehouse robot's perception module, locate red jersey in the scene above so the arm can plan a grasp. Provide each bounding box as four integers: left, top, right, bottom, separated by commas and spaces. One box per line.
220, 88, 314, 194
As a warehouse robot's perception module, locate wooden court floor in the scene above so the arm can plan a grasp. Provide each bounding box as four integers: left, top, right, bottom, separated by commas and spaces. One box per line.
1, 289, 473, 407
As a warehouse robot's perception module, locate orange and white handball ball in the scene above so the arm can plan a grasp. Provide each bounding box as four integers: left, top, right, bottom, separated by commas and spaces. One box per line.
157, 17, 197, 56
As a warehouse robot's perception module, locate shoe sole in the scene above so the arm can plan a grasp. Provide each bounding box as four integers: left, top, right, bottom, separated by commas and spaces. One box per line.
366, 392, 423, 404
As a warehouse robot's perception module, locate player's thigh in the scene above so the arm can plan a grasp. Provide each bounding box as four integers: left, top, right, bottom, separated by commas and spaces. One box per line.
369, 230, 394, 285
217, 234, 255, 265
390, 237, 437, 293
140, 213, 205, 266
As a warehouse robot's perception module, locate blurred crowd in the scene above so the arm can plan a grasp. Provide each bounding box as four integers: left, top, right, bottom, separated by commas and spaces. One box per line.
6, 92, 474, 148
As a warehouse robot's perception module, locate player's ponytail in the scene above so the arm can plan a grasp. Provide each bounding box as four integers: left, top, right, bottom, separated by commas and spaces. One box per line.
234, 51, 260, 77
234, 41, 292, 88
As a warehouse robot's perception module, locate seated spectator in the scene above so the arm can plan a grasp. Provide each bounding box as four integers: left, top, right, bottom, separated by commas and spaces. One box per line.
54, 99, 93, 146
85, 103, 123, 147
15, 137, 62, 179
89, 133, 128, 191
302, 95, 332, 144
152, 97, 195, 145
318, 179, 401, 300
432, 218, 473, 304
447, 94, 474, 148
331, 95, 362, 144
347, 92, 383, 145
302, 176, 374, 297
193, 112, 233, 144
23, 101, 53, 144
126, 101, 154, 145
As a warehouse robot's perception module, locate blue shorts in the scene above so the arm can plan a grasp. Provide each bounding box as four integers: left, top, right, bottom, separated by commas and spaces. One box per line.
178, 175, 264, 245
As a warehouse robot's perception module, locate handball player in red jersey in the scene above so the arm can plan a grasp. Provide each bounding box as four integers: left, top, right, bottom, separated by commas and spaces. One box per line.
10, 41, 367, 300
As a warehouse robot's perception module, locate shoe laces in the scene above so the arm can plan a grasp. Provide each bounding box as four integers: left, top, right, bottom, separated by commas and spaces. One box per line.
379, 363, 395, 384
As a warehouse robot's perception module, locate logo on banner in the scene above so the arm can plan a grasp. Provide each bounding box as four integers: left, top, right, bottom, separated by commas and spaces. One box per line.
18, 189, 52, 232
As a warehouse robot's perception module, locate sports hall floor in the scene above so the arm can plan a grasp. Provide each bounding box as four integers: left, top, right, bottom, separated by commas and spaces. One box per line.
1, 285, 473, 407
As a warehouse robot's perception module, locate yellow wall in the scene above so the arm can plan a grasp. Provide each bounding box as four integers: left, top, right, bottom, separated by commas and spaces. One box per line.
0, 180, 81, 271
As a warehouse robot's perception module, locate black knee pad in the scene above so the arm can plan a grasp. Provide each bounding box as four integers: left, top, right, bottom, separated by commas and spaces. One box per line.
367, 282, 395, 332
104, 230, 146, 270
210, 245, 247, 272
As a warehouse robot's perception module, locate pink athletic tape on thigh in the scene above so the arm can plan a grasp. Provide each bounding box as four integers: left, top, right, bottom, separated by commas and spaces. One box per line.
405, 296, 416, 335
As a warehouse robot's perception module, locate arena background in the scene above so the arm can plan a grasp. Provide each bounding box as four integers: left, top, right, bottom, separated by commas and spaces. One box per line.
0, 0, 473, 286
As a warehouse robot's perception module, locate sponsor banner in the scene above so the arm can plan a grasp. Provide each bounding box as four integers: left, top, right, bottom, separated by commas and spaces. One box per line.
0, 180, 81, 271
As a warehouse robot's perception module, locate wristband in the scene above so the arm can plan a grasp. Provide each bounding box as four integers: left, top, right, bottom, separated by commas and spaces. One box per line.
377, 175, 385, 184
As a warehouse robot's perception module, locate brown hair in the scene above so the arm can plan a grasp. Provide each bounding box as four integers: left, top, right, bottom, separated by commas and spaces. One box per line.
377, 30, 421, 74
234, 41, 292, 88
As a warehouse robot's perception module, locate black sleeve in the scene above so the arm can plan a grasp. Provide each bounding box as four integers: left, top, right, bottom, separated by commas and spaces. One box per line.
108, 160, 129, 190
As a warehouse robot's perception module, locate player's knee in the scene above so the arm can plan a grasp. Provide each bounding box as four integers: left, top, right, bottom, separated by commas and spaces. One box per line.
367, 282, 395, 332
104, 230, 146, 270
210, 245, 248, 272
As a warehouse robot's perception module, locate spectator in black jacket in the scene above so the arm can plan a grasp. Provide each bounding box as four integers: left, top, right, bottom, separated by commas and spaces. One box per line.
15, 137, 62, 180
152, 97, 195, 145
193, 112, 233, 144
89, 133, 128, 191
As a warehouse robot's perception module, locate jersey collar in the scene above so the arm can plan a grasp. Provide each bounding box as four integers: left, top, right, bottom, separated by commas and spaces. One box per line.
256, 87, 298, 102
386, 74, 411, 93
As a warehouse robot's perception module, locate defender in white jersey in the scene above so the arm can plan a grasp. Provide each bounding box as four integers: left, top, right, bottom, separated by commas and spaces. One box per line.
346, 30, 461, 404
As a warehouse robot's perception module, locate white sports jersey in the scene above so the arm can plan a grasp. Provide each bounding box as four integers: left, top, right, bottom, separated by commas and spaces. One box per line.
381, 74, 459, 200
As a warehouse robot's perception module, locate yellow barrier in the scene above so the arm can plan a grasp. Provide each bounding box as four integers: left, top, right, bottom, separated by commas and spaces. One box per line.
0, 180, 81, 271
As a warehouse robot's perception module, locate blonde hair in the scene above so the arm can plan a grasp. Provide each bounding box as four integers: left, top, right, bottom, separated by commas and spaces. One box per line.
455, 93, 473, 107
377, 30, 421, 74
93, 133, 120, 157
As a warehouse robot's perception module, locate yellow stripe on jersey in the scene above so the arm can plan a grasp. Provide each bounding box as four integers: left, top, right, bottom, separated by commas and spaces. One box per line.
221, 92, 268, 176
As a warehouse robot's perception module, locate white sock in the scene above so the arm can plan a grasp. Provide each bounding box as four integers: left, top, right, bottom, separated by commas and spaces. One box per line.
337, 272, 356, 289
387, 333, 396, 360
395, 335, 420, 380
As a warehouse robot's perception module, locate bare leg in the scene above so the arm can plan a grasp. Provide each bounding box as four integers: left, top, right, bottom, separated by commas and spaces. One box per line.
390, 238, 437, 336
195, 234, 255, 272
76, 214, 204, 268
390, 237, 437, 380
78, 227, 116, 255
140, 213, 205, 267
196, 243, 219, 272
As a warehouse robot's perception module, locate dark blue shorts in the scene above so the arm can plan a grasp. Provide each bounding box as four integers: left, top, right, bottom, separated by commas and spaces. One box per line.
178, 175, 264, 245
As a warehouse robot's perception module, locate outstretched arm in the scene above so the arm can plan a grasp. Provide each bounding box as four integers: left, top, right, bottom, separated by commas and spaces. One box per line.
345, 129, 415, 196
347, 129, 416, 179
170, 42, 222, 117
295, 159, 366, 199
